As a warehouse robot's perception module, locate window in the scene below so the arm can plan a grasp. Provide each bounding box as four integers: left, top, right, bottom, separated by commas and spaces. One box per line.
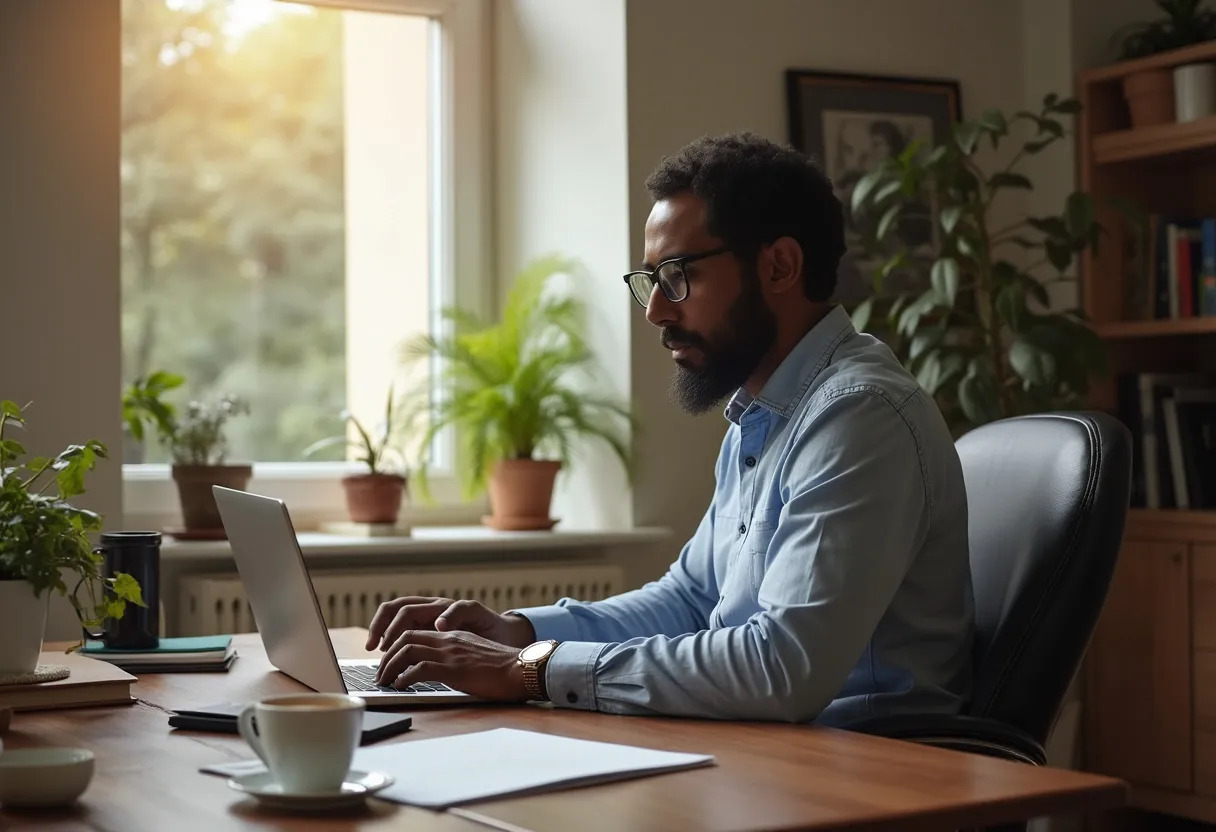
120, 0, 490, 524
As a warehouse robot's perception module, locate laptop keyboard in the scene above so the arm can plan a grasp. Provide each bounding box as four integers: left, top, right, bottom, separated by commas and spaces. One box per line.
341, 665, 455, 694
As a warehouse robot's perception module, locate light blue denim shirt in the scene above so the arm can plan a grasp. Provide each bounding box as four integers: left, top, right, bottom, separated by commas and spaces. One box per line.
513, 305, 974, 725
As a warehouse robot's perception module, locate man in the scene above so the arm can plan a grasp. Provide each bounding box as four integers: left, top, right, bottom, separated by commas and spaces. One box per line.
367, 132, 974, 726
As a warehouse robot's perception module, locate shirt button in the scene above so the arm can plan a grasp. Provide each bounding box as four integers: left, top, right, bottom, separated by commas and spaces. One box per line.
738, 523, 746, 535
566, 691, 579, 704
745, 456, 757, 468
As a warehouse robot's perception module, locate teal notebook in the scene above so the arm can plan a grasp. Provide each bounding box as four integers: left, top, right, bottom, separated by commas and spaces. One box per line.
82, 635, 232, 655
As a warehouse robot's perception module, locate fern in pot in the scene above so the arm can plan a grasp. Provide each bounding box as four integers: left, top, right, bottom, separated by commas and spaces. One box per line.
404, 256, 635, 530
122, 372, 252, 537
0, 401, 143, 673
850, 93, 1107, 434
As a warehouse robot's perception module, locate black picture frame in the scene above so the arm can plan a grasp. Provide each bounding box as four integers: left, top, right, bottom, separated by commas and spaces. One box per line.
785, 69, 962, 306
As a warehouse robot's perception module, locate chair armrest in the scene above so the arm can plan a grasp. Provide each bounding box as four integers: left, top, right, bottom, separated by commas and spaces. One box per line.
841, 713, 1047, 766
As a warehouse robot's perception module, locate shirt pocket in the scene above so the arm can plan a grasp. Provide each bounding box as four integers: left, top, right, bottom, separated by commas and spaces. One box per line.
742, 507, 781, 591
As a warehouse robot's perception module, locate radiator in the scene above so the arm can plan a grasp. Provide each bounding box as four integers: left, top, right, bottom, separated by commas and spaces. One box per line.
178, 562, 624, 636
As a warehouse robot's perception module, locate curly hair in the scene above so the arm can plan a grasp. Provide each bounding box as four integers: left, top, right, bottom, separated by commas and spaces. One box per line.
644, 131, 845, 302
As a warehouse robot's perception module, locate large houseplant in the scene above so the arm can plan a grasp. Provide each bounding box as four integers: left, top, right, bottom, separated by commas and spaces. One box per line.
850, 93, 1107, 435
404, 256, 634, 530
123, 371, 252, 537
304, 386, 410, 526
0, 401, 143, 672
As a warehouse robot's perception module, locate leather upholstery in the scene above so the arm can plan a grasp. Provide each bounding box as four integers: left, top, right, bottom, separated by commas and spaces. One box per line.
843, 411, 1132, 766
960, 411, 1131, 742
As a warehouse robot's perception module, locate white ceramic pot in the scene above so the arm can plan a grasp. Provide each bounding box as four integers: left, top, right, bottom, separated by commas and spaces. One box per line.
0, 580, 49, 674
1174, 62, 1216, 122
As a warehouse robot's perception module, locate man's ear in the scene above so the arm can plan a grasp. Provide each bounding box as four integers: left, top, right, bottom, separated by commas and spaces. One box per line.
765, 236, 804, 296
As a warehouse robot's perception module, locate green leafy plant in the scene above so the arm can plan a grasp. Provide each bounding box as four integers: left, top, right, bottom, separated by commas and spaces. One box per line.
403, 255, 635, 498
1116, 0, 1216, 60
850, 93, 1107, 433
0, 401, 144, 644
303, 385, 409, 475
123, 371, 250, 465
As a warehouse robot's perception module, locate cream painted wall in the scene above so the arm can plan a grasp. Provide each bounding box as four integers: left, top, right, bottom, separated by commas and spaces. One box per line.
0, 0, 124, 639
623, 0, 1027, 558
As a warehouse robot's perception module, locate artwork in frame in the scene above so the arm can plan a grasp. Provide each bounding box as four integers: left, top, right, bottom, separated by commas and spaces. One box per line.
785, 69, 962, 306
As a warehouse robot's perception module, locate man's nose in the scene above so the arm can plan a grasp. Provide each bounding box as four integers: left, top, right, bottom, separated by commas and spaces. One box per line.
645, 285, 678, 328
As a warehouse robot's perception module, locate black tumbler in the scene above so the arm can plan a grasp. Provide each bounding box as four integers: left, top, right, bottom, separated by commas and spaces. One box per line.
96, 531, 161, 649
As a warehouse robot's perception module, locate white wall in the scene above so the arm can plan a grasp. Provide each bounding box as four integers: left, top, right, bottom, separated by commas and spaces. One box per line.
494, 0, 635, 531
0, 0, 124, 639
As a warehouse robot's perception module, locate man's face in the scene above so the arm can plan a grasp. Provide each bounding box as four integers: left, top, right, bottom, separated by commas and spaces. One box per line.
641, 193, 777, 414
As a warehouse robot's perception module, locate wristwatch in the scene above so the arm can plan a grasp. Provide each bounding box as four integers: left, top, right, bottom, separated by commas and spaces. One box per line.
517, 639, 559, 701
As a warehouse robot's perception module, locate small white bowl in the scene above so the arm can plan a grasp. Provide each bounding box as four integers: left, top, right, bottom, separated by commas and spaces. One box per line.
0, 747, 95, 808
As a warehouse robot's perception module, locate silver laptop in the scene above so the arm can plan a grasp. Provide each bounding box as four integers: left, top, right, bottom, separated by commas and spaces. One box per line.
212, 485, 475, 706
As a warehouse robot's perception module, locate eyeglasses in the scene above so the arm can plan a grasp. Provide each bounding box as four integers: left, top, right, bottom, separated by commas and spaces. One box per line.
622, 246, 732, 307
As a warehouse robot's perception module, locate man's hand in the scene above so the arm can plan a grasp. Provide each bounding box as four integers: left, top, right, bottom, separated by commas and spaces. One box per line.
365, 597, 536, 651
373, 629, 530, 701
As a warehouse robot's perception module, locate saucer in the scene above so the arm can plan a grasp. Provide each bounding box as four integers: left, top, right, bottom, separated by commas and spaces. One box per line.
227, 769, 394, 812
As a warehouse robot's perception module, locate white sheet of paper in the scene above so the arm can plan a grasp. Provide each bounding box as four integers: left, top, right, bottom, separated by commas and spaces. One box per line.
356, 728, 715, 808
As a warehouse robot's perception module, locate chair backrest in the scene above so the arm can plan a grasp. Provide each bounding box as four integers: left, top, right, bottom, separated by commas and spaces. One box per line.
959, 411, 1131, 743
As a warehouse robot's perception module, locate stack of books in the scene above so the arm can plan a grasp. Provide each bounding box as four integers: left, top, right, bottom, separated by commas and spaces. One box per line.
80, 635, 237, 673
0, 651, 136, 711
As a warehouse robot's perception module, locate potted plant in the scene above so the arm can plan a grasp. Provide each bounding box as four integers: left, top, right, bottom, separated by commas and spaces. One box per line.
122, 371, 252, 538
1114, 0, 1216, 126
850, 93, 1107, 435
304, 386, 409, 526
0, 401, 144, 673
404, 255, 634, 530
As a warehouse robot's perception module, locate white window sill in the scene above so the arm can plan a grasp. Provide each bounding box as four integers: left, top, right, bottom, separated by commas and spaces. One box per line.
160, 525, 672, 561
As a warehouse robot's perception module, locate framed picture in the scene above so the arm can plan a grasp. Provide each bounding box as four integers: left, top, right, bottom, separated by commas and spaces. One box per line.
785, 69, 962, 305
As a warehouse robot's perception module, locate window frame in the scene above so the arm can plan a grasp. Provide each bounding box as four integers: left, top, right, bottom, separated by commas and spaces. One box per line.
121, 0, 493, 529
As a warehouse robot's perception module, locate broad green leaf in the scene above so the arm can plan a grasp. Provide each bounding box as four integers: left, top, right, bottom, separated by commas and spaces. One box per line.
850, 297, 873, 334
110, 572, 146, 606
1005, 236, 1041, 249
979, 108, 1008, 135
931, 258, 961, 305
1046, 239, 1072, 271
1043, 92, 1059, 108
940, 206, 964, 235
1009, 339, 1057, 386
955, 121, 983, 155
873, 180, 903, 205
1026, 216, 1069, 239
1023, 138, 1054, 154
916, 351, 943, 393
996, 282, 1028, 331
886, 294, 909, 327
876, 204, 902, 242
1052, 97, 1082, 114
1022, 275, 1051, 307
988, 172, 1033, 191
1065, 192, 1095, 238
1, 401, 20, 418
992, 261, 1020, 284
851, 168, 888, 214
0, 439, 25, 459
910, 332, 939, 361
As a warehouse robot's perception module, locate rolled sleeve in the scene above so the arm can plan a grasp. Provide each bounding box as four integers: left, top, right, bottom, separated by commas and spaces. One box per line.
510, 604, 583, 643
542, 641, 606, 711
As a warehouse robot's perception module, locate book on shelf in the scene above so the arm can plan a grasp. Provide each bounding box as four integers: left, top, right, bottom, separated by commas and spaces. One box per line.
80, 635, 236, 673
1121, 214, 1216, 322
0, 650, 136, 712
1115, 372, 1216, 510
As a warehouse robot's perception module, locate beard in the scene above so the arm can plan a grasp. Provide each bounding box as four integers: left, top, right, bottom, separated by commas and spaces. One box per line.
663, 272, 777, 415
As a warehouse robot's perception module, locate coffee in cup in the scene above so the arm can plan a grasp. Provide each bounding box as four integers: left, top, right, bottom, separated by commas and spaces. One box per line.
237, 693, 364, 794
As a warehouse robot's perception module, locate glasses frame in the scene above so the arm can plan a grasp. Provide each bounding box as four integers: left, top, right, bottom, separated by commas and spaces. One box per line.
622, 246, 732, 307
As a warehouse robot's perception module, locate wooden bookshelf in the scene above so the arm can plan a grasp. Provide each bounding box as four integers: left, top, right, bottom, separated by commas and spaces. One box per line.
1079, 41, 1216, 826
1095, 317, 1216, 338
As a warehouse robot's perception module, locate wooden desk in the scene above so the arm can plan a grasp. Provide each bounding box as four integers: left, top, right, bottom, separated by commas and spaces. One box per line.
1, 629, 1125, 831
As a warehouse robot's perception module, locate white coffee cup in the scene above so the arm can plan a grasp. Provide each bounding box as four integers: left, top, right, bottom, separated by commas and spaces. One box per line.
237, 693, 364, 794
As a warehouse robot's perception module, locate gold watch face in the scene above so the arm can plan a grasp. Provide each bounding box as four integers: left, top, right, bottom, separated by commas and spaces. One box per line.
519, 640, 555, 663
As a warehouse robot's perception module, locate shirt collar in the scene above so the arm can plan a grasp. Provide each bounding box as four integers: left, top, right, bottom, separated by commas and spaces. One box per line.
723, 304, 854, 424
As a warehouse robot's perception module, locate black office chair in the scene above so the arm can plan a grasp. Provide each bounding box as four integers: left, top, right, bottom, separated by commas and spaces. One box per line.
845, 411, 1132, 767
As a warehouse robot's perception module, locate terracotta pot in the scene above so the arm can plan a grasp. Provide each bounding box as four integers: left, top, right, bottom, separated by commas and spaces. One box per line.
341, 473, 406, 524
171, 464, 253, 533
0, 580, 49, 674
485, 459, 561, 531
1123, 68, 1176, 127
